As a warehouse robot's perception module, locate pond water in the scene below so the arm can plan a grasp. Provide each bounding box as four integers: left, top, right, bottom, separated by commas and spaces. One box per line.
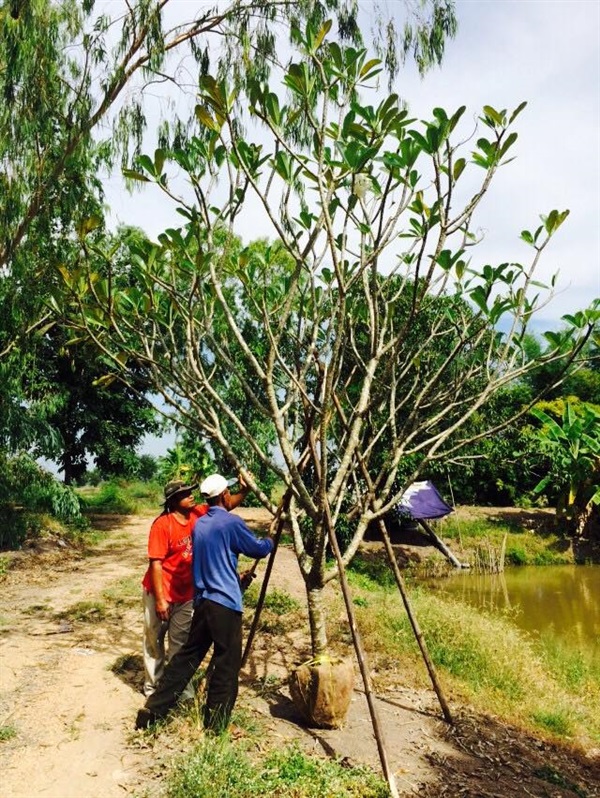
424, 565, 600, 658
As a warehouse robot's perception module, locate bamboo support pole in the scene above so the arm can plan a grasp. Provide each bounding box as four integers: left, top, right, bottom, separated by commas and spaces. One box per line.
377, 518, 453, 724
323, 500, 400, 798
241, 496, 288, 668
327, 389, 453, 724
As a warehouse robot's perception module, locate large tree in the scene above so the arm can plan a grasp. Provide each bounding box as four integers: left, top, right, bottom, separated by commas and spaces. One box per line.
59, 24, 597, 653
0, 0, 457, 460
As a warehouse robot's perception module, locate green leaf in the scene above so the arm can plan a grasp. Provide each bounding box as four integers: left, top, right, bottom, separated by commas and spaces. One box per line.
314, 19, 332, 50
195, 105, 221, 132
453, 158, 466, 181
154, 148, 166, 175
498, 132, 518, 159
469, 286, 489, 314
509, 101, 528, 124
408, 129, 430, 152
77, 214, 103, 237
122, 169, 150, 183
482, 105, 504, 126
359, 58, 382, 78
137, 154, 156, 176
520, 230, 533, 245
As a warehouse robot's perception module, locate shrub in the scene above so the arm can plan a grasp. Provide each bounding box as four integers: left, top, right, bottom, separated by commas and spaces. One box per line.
0, 453, 83, 548
79, 481, 137, 514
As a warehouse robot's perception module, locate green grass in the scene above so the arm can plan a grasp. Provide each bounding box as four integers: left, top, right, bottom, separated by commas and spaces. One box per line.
531, 709, 574, 737
165, 738, 387, 798
102, 575, 140, 607
0, 724, 17, 742
439, 516, 573, 567
333, 567, 600, 746
537, 632, 600, 691
57, 600, 107, 623
244, 587, 301, 615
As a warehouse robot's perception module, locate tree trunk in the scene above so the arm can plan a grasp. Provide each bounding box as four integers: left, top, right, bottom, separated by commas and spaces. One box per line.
574, 501, 598, 540
62, 452, 74, 486
306, 584, 328, 656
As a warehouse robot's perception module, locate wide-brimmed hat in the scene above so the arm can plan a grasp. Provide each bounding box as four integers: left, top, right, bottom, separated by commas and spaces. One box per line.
199, 473, 236, 498
162, 480, 198, 505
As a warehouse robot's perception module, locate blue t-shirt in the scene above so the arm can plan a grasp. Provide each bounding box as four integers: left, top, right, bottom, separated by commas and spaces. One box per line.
192, 506, 273, 612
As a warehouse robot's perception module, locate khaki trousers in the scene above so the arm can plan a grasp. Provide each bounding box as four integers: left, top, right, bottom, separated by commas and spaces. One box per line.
142, 590, 194, 701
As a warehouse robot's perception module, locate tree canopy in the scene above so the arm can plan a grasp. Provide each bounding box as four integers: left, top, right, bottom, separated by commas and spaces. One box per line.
57, 22, 598, 651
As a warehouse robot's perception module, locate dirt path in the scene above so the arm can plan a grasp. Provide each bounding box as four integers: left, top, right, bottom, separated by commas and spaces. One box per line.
0, 511, 598, 798
0, 515, 154, 798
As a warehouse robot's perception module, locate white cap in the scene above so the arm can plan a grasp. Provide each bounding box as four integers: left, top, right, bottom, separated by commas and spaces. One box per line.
200, 473, 229, 498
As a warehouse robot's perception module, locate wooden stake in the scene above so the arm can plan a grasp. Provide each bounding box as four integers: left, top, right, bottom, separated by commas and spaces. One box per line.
418, 518, 466, 569
323, 500, 400, 798
241, 496, 288, 668
378, 519, 453, 725
328, 388, 453, 724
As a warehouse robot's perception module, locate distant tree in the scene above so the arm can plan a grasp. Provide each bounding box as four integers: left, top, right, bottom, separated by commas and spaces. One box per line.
136, 454, 159, 483
27, 327, 161, 484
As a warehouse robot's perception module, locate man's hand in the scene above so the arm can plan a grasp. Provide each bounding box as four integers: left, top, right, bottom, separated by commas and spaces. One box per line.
155, 598, 171, 621
237, 471, 254, 493
240, 570, 256, 592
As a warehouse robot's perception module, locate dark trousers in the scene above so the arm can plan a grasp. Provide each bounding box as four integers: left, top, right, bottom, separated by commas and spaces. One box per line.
144, 599, 242, 731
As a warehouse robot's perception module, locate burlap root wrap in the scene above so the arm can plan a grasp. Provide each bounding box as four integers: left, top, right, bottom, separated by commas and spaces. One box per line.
289, 656, 354, 728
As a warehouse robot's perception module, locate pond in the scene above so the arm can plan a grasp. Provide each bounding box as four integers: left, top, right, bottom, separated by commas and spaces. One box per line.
424, 565, 600, 658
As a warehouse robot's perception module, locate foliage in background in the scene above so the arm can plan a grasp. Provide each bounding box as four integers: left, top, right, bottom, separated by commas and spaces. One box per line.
422, 337, 599, 507
530, 399, 600, 538
0, 452, 83, 548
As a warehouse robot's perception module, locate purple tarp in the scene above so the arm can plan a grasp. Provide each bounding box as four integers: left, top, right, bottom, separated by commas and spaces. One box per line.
397, 481, 453, 520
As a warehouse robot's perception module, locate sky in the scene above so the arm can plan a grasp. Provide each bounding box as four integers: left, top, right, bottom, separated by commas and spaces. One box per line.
99, 0, 600, 457
105, 0, 600, 328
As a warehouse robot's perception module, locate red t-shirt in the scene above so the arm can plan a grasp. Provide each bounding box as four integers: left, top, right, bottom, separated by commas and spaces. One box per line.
142, 505, 208, 603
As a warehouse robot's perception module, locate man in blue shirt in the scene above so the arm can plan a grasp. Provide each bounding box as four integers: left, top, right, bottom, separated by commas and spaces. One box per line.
136, 473, 273, 732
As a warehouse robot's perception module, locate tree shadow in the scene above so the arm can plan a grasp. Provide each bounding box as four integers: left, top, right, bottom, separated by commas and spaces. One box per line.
111, 652, 145, 693
85, 513, 133, 532
573, 537, 600, 564
417, 709, 600, 798
486, 509, 557, 536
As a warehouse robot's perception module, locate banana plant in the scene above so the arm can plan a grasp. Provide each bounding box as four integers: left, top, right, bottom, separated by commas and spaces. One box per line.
531, 399, 600, 536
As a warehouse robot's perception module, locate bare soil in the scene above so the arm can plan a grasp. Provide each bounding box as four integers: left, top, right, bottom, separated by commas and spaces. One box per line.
0, 508, 598, 798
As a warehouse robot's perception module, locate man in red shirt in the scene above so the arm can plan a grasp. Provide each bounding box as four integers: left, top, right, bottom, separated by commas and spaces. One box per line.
142, 478, 249, 699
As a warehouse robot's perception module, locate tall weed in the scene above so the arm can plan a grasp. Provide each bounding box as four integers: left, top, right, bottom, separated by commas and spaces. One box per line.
79, 481, 138, 514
